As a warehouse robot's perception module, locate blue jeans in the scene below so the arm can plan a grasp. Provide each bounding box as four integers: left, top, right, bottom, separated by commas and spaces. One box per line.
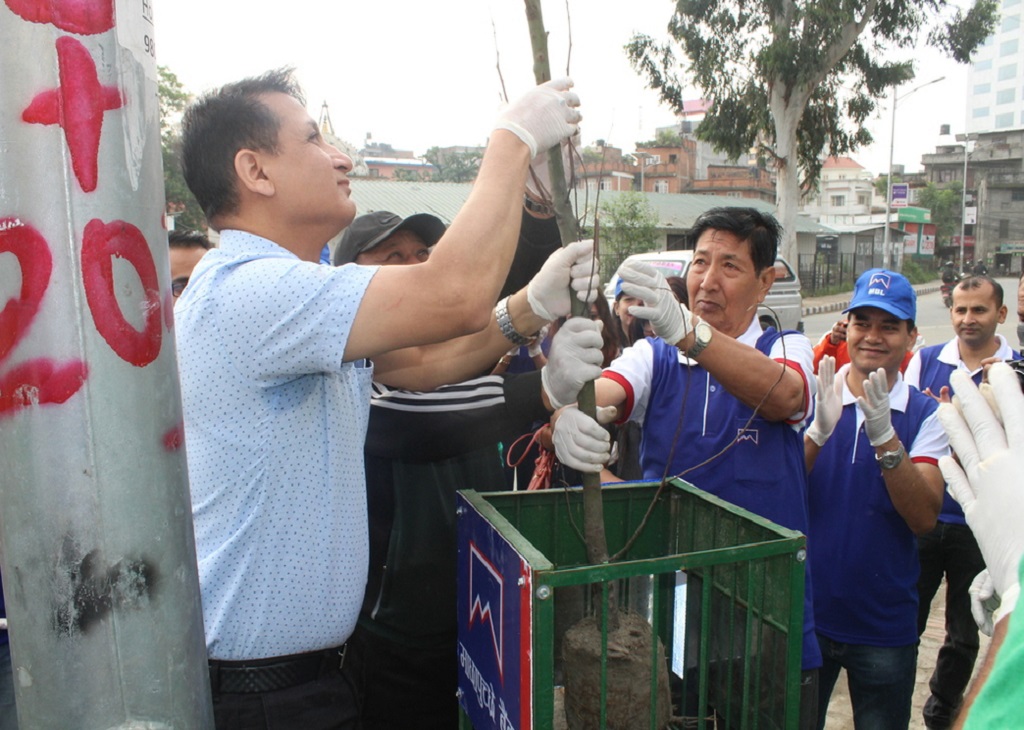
916, 522, 985, 729
816, 634, 917, 730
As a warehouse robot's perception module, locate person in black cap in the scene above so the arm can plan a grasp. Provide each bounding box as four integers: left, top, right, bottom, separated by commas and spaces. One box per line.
333, 211, 447, 267
337, 205, 606, 730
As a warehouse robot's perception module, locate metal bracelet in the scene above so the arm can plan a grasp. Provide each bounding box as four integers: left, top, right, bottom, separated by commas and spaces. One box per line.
523, 194, 555, 217
496, 296, 531, 346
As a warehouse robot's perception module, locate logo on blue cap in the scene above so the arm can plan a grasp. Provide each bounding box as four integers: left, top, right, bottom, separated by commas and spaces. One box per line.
844, 268, 916, 321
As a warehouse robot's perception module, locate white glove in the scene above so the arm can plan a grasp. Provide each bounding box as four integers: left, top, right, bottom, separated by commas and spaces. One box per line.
527, 239, 599, 321
857, 368, 896, 446
617, 260, 692, 346
552, 405, 615, 473
806, 355, 843, 447
494, 78, 581, 158
939, 362, 1024, 609
969, 569, 998, 636
541, 319, 605, 409
526, 131, 580, 200
527, 325, 549, 358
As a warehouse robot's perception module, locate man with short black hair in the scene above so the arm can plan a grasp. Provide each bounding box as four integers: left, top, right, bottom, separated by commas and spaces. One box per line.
168, 229, 211, 299
804, 269, 948, 730
904, 275, 1021, 730
176, 68, 582, 729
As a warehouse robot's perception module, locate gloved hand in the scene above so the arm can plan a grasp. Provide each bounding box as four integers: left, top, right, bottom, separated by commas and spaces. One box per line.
969, 569, 999, 637
617, 260, 692, 346
527, 239, 599, 321
551, 404, 616, 473
526, 131, 581, 201
541, 319, 605, 409
939, 362, 1024, 614
857, 368, 896, 446
806, 355, 843, 447
527, 325, 550, 359
494, 78, 581, 158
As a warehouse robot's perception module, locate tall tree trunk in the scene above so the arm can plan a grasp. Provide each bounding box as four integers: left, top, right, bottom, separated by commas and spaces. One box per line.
770, 82, 807, 266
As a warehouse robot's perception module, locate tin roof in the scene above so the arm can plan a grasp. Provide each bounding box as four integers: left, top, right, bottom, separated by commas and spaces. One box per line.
347, 179, 835, 234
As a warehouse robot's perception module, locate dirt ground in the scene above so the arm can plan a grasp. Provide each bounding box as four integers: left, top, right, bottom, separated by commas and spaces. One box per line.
549, 578, 985, 729
824, 578, 989, 729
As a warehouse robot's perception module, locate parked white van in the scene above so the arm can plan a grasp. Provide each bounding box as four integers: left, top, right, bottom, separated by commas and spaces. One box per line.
608, 250, 804, 333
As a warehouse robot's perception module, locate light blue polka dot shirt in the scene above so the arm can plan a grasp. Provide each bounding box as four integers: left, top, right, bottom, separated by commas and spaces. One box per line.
175, 230, 377, 660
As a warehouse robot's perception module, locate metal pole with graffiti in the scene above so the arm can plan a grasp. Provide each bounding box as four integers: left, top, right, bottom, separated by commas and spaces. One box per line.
0, 1, 213, 727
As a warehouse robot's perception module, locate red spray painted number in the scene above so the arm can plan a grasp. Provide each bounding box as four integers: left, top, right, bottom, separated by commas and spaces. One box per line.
0, 219, 88, 418
21, 36, 123, 193
4, 0, 114, 35
81, 220, 163, 368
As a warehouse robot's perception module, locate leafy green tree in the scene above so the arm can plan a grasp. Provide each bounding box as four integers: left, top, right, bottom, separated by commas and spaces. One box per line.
917, 180, 963, 245
393, 168, 427, 182
627, 0, 997, 263
874, 172, 904, 199
636, 128, 682, 149
598, 192, 660, 282
423, 147, 481, 182
159, 66, 205, 232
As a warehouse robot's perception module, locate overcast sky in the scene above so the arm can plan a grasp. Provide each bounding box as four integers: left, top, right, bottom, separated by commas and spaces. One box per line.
155, 0, 975, 177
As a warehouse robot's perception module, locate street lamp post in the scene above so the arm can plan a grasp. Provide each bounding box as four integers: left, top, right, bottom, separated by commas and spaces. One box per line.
955, 132, 979, 272
882, 76, 945, 270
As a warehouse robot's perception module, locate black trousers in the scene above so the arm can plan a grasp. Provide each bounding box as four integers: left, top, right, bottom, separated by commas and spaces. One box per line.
916, 522, 986, 730
344, 623, 457, 730
211, 652, 360, 730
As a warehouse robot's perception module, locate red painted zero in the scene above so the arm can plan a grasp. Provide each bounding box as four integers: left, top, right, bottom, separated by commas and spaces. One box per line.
81, 219, 163, 367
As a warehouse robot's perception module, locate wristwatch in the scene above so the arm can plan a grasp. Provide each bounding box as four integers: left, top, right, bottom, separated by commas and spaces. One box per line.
685, 318, 713, 359
875, 443, 906, 470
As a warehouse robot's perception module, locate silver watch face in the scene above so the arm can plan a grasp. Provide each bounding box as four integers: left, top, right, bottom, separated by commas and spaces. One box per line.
696, 321, 712, 344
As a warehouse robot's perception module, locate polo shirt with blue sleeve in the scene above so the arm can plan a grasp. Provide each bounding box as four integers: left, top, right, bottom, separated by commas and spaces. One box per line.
175, 230, 378, 661
807, 366, 948, 647
904, 336, 1020, 525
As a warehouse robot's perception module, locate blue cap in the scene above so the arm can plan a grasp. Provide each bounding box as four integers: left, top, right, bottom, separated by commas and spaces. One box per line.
614, 277, 623, 298
844, 268, 916, 321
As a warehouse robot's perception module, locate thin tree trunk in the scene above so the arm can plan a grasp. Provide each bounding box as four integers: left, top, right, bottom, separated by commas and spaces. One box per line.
523, 0, 617, 631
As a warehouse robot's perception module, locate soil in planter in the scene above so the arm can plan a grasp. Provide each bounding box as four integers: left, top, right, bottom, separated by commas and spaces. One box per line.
562, 610, 672, 730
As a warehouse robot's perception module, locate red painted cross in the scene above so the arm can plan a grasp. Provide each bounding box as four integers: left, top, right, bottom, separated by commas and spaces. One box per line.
21, 36, 123, 193
4, 0, 114, 35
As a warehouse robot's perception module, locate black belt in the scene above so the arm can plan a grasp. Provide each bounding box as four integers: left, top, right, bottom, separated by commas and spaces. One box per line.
209, 645, 347, 694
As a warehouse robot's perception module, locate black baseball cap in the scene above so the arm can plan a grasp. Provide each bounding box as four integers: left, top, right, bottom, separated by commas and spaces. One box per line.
333, 211, 446, 266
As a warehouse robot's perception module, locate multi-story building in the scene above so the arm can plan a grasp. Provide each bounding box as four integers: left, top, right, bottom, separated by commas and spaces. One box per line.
574, 144, 639, 193
967, 0, 1024, 134
690, 164, 776, 202
800, 157, 877, 224
358, 142, 436, 181
921, 130, 1024, 270
634, 139, 698, 194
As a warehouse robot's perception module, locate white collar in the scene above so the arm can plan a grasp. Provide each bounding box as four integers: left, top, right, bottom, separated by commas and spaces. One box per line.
937, 334, 1016, 373
838, 363, 910, 413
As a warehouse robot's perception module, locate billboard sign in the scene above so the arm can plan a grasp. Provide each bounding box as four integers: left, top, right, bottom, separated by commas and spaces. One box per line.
891, 183, 910, 208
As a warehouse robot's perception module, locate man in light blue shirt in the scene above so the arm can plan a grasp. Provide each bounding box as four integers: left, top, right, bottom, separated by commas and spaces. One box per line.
176, 68, 584, 729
